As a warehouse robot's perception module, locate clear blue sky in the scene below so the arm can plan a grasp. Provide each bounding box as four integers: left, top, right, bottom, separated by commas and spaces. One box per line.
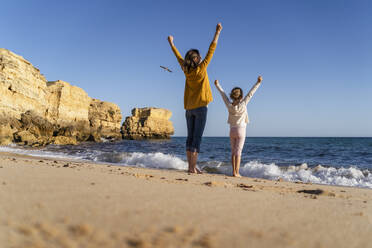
2, 0, 371, 137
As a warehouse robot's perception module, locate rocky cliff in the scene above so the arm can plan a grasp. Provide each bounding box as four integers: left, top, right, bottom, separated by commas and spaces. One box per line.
89, 99, 122, 141
0, 48, 122, 146
121, 107, 174, 140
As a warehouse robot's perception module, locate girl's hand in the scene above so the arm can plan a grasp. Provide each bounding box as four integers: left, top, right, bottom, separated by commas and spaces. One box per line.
257, 76, 263, 83
216, 23, 222, 33
214, 80, 219, 86
167, 36, 174, 44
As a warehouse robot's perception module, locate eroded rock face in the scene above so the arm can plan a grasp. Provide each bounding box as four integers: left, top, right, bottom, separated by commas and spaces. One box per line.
0, 49, 48, 120
0, 48, 122, 146
121, 107, 174, 140
46, 80, 92, 125
0, 123, 14, 146
89, 99, 122, 141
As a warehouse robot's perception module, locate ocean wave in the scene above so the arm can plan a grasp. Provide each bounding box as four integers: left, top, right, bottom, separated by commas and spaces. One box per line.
92, 151, 188, 170
1, 146, 371, 188
117, 152, 188, 170
95, 152, 372, 188
0, 145, 77, 159
238, 161, 372, 188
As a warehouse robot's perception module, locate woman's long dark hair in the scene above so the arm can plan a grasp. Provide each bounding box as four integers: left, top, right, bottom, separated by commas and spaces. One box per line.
183, 49, 201, 73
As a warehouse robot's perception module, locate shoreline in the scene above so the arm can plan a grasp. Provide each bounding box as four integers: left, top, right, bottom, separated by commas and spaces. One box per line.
0, 148, 370, 190
1, 151, 371, 248
1, 144, 371, 190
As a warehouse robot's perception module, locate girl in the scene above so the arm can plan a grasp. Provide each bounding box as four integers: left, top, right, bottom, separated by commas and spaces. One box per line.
167, 23, 222, 174
214, 76, 262, 177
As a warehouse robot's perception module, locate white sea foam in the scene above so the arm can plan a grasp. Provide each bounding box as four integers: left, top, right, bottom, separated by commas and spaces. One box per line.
1, 146, 371, 188
239, 161, 372, 188
113, 153, 372, 188
0, 146, 81, 160
118, 152, 188, 170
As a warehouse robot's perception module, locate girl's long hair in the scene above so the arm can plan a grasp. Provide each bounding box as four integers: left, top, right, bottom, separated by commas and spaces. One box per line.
230, 87, 243, 101
183, 49, 201, 73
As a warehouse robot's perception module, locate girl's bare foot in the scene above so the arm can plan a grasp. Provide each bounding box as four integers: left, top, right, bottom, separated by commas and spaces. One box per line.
188, 169, 202, 174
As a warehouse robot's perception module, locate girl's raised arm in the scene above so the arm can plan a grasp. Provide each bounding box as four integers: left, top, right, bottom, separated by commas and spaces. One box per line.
168, 36, 184, 67
243, 76, 263, 105
200, 23, 223, 69
214, 80, 231, 108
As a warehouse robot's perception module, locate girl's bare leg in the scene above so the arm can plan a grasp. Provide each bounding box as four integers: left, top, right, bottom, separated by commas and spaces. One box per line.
235, 155, 242, 177
231, 154, 236, 176
233, 128, 245, 177
230, 134, 237, 176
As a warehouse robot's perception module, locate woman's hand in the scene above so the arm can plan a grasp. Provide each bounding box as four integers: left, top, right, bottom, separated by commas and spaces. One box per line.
257, 76, 263, 83
216, 23, 222, 33
214, 80, 219, 86
212, 23, 222, 43
167, 36, 174, 45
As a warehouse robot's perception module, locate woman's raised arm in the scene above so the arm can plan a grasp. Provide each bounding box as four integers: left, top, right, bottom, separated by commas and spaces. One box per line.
212, 23, 223, 44
168, 35, 184, 67
200, 23, 223, 69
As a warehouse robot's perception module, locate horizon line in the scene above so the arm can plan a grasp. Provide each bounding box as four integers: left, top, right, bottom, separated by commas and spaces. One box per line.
171, 136, 372, 138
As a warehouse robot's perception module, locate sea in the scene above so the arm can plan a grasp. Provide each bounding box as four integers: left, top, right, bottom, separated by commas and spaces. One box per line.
1, 137, 372, 189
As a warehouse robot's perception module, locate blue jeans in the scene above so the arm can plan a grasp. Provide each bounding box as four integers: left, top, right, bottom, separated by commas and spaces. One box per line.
185, 106, 208, 153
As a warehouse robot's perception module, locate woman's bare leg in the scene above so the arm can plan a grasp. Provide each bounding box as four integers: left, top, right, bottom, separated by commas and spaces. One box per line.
186, 151, 193, 173
191, 152, 202, 173
190, 152, 197, 173
187, 151, 201, 173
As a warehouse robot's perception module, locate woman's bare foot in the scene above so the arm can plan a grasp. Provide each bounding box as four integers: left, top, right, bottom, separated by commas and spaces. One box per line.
195, 167, 203, 174
233, 174, 242, 178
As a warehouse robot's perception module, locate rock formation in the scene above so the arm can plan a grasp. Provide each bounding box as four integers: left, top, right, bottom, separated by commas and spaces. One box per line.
89, 99, 122, 141
0, 48, 122, 146
121, 107, 174, 140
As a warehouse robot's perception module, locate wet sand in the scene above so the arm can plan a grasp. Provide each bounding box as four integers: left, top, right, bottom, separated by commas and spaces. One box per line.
0, 151, 371, 248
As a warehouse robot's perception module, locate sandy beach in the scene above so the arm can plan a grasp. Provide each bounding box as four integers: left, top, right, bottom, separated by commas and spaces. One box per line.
1, 151, 371, 248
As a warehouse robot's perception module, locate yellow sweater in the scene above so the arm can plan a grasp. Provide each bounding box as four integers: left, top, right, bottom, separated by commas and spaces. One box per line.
171, 42, 216, 110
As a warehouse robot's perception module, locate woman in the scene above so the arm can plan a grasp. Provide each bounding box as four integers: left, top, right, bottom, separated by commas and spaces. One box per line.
214, 76, 262, 177
168, 23, 222, 173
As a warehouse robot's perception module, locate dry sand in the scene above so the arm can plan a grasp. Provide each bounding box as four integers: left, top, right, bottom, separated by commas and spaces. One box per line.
0, 151, 371, 248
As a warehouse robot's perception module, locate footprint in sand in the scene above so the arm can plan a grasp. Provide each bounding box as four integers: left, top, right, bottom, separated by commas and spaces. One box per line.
236, 183, 256, 191
175, 178, 188, 182
297, 189, 336, 197
237, 183, 254, 189
203, 181, 234, 188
